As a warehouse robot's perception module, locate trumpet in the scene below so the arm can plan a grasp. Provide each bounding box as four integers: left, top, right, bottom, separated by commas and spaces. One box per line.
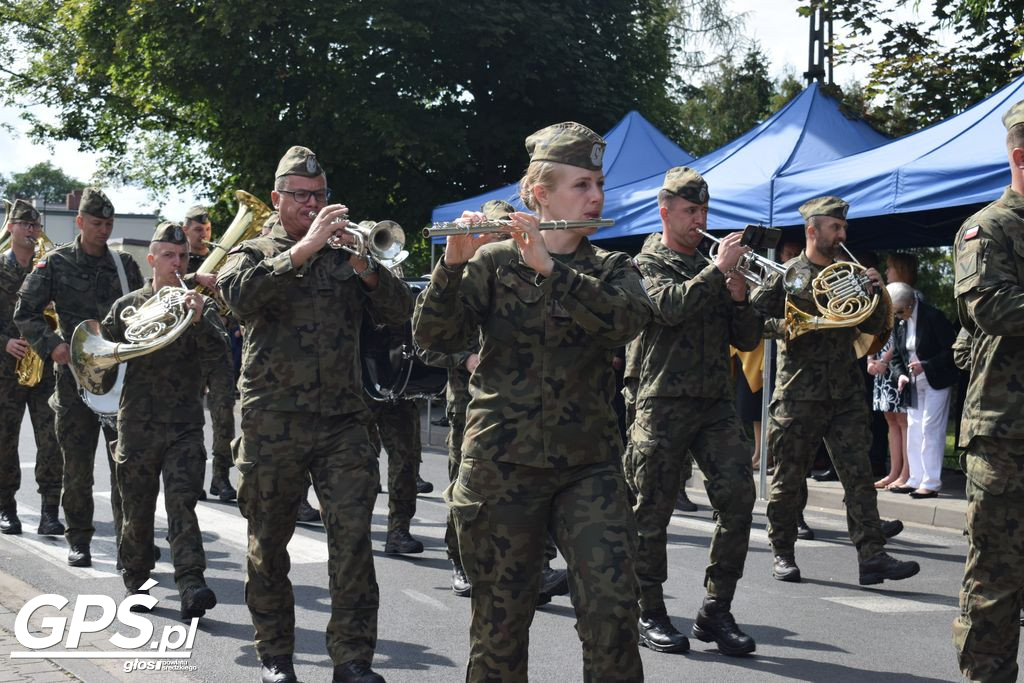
697, 229, 799, 291
424, 218, 614, 238
307, 210, 408, 269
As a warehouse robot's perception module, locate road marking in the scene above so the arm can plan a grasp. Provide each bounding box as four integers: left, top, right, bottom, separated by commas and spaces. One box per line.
401, 589, 449, 611
823, 595, 955, 613
668, 514, 832, 549
19, 461, 35, 469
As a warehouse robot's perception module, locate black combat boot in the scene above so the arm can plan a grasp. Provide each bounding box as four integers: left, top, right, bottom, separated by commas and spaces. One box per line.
209, 470, 237, 502
0, 503, 22, 535
125, 585, 152, 613
451, 561, 471, 597
675, 490, 698, 512
692, 597, 756, 656
638, 610, 690, 653
539, 565, 569, 598
180, 585, 217, 620
37, 504, 64, 536
296, 499, 321, 523
796, 513, 815, 540
261, 654, 297, 683
67, 544, 91, 567
772, 555, 801, 582
858, 552, 920, 585
881, 519, 904, 539
416, 475, 434, 495
384, 528, 424, 554
333, 659, 385, 682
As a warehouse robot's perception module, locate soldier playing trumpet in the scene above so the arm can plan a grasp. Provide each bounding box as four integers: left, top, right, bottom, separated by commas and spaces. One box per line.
0, 199, 63, 536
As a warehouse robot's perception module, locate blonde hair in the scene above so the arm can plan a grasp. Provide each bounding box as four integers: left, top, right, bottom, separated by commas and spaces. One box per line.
518, 161, 560, 212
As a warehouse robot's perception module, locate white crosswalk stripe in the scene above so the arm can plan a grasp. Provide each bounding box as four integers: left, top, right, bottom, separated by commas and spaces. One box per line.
823, 595, 956, 613
667, 512, 832, 548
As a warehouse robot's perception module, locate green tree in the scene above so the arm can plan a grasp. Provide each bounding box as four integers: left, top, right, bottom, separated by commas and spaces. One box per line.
0, 161, 82, 203
802, 0, 1024, 128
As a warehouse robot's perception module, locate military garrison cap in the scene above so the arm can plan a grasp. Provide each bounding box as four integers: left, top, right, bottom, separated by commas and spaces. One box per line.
481, 199, 516, 221
1003, 99, 1024, 131
525, 122, 605, 171
79, 187, 115, 219
275, 145, 324, 179
151, 221, 187, 245
662, 167, 709, 204
184, 205, 210, 223
7, 199, 40, 224
799, 196, 849, 221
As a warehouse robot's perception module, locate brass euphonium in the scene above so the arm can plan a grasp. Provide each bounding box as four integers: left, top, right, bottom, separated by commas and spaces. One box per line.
196, 190, 272, 307
10, 225, 58, 387
784, 243, 881, 340
0, 198, 12, 253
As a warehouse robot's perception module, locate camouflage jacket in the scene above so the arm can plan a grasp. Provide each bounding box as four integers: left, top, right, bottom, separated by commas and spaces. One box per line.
413, 238, 652, 468
217, 217, 413, 415
0, 250, 34, 376
14, 237, 144, 406
417, 340, 477, 415
751, 251, 890, 402
953, 185, 1024, 444
633, 232, 762, 402
101, 281, 227, 424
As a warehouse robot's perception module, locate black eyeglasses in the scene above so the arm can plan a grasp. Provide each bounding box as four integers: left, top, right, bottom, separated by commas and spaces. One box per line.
278, 188, 331, 204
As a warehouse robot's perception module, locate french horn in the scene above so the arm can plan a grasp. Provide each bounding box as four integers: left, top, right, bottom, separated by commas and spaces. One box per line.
784, 244, 881, 340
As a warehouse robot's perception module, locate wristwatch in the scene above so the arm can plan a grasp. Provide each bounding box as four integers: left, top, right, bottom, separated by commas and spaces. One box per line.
357, 258, 378, 279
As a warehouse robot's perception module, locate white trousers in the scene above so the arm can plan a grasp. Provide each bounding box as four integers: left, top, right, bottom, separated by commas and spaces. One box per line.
905, 375, 951, 491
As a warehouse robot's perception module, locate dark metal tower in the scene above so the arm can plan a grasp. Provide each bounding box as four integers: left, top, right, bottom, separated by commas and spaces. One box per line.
804, 1, 834, 85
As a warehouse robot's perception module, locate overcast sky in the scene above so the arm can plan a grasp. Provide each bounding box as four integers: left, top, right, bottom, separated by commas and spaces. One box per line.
0, 1, 924, 218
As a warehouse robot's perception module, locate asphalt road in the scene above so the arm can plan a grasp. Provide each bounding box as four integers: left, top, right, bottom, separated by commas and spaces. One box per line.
0, 407, 1007, 682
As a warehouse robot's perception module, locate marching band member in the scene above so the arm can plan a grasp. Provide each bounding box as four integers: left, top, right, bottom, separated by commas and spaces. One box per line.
101, 222, 224, 619
414, 122, 651, 682
750, 196, 919, 586
218, 146, 412, 683
15, 188, 144, 567
627, 167, 759, 656
0, 200, 62, 536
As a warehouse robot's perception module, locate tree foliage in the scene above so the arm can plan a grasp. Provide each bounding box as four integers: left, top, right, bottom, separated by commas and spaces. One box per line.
0, 161, 82, 203
803, 0, 1024, 129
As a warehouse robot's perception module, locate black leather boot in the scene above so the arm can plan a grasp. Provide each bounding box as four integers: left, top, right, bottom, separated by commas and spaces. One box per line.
209, 470, 237, 502
675, 490, 698, 512
296, 499, 321, 523
451, 561, 471, 597
796, 514, 815, 540
416, 475, 434, 495
638, 611, 690, 653
858, 552, 920, 585
0, 503, 22, 535
384, 528, 424, 554
180, 585, 217, 620
37, 504, 64, 536
67, 543, 91, 567
260, 654, 297, 683
333, 659, 385, 682
772, 554, 801, 582
692, 597, 756, 655
881, 519, 904, 539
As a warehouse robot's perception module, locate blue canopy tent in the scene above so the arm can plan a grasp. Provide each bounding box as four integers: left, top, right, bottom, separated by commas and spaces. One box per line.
772, 75, 1024, 249
429, 111, 693, 240
596, 82, 889, 249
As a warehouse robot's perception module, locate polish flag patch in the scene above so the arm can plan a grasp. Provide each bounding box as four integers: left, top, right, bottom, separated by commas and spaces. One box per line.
34, 259, 46, 268
963, 225, 981, 240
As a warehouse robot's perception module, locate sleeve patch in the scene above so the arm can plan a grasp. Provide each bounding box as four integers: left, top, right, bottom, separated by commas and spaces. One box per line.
34, 259, 46, 268
963, 225, 981, 240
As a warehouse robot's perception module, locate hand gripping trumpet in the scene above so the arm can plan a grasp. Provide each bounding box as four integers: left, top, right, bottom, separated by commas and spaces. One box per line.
308, 210, 408, 270
424, 218, 614, 238
696, 229, 792, 289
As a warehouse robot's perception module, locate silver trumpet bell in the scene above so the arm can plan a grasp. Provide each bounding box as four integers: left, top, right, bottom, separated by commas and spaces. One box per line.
349, 220, 408, 270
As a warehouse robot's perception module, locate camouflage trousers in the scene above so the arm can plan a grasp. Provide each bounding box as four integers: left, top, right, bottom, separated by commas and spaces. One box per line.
444, 409, 466, 562
622, 388, 691, 502
369, 398, 419, 533
446, 458, 642, 683
53, 367, 120, 547
0, 374, 62, 506
626, 398, 754, 609
953, 437, 1024, 683
766, 397, 885, 561
236, 408, 379, 665
115, 422, 206, 592
200, 350, 236, 475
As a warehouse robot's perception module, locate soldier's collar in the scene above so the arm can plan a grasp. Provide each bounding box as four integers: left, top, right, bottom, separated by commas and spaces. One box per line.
140, 280, 157, 297
1001, 186, 1024, 212
512, 235, 595, 268
72, 235, 114, 267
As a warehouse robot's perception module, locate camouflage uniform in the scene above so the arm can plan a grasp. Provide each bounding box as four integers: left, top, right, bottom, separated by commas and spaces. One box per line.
218, 214, 412, 666
0, 250, 61, 508
952, 177, 1024, 681
186, 251, 236, 479
101, 278, 226, 593
368, 397, 420, 534
414, 236, 651, 682
15, 233, 144, 549
751, 251, 889, 561
628, 232, 760, 611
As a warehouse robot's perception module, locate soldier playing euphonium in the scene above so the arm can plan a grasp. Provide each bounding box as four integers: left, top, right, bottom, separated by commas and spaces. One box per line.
414, 122, 652, 682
